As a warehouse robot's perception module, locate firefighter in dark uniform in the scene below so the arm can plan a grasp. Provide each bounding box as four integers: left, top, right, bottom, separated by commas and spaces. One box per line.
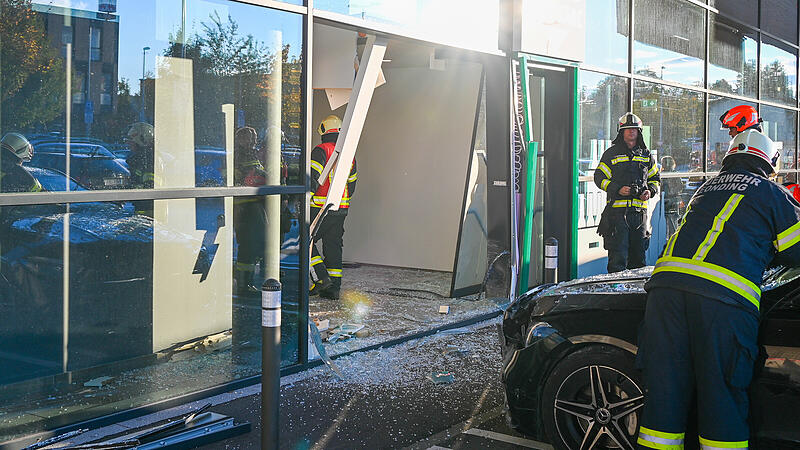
309, 115, 357, 300
125, 122, 156, 216
636, 105, 800, 449
594, 112, 660, 273
233, 126, 268, 293
0, 133, 41, 193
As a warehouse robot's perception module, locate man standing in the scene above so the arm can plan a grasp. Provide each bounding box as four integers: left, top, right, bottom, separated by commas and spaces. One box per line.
594, 112, 660, 273
309, 115, 357, 300
636, 105, 800, 448
233, 126, 268, 293
125, 122, 156, 216
0, 133, 41, 193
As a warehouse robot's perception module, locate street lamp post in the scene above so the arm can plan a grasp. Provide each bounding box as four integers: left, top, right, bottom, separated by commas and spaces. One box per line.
141, 46, 150, 121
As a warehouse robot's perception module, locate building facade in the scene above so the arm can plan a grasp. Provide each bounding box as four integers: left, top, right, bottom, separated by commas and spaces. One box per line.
1, 0, 799, 445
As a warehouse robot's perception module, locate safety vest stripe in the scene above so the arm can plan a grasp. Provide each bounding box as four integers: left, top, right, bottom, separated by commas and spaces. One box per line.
311, 160, 324, 174
327, 268, 342, 277
601, 178, 611, 190
311, 256, 323, 266
632, 156, 650, 162
612, 156, 630, 165
348, 172, 358, 182
637, 436, 685, 449
611, 199, 647, 208
775, 221, 800, 252
699, 436, 748, 449
653, 256, 761, 309
665, 205, 692, 256
693, 194, 744, 261
648, 164, 660, 177
597, 162, 612, 178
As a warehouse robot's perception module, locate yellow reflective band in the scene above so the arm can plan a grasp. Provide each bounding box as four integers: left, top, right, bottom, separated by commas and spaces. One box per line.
348, 173, 358, 182
633, 156, 650, 162
699, 436, 748, 449
775, 221, 800, 252
612, 156, 630, 165
653, 256, 760, 310
638, 426, 685, 449
311, 256, 323, 266
650, 181, 661, 190
648, 164, 660, 177
612, 200, 630, 208
312, 196, 326, 207
611, 199, 647, 208
311, 160, 324, 174
693, 194, 743, 261
665, 205, 692, 256
597, 162, 612, 178
601, 178, 611, 190
327, 269, 342, 278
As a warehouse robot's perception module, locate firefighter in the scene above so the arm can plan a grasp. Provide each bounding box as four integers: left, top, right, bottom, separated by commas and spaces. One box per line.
636, 105, 800, 449
233, 126, 268, 293
309, 115, 357, 300
594, 112, 660, 273
0, 133, 42, 193
125, 122, 156, 216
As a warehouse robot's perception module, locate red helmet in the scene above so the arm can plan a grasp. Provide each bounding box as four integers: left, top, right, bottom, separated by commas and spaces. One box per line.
719, 105, 761, 133
786, 183, 800, 203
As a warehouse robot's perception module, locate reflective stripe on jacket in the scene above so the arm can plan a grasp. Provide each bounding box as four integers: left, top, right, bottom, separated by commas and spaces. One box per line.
645, 168, 800, 313
593, 142, 660, 213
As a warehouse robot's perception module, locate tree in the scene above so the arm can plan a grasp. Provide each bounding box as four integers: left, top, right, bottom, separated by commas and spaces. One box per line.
0, 0, 66, 131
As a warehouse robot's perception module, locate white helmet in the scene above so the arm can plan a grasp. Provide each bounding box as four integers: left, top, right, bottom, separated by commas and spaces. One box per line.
1, 133, 33, 162
725, 129, 779, 170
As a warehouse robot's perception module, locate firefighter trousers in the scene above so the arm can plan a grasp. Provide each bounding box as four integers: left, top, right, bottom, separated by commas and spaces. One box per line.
604, 210, 649, 273
636, 288, 758, 449
311, 207, 346, 288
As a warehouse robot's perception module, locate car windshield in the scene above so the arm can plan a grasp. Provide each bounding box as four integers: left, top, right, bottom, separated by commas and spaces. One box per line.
36, 143, 114, 158
25, 166, 85, 192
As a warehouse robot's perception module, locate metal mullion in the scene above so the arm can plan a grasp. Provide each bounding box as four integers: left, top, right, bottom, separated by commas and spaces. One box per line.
230, 0, 307, 14
759, 30, 800, 52
758, 29, 762, 101
628, 0, 634, 110
704, 7, 710, 174
298, 0, 313, 366
0, 185, 306, 207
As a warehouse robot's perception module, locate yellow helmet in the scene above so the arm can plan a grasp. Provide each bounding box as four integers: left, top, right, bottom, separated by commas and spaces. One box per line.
318, 115, 342, 136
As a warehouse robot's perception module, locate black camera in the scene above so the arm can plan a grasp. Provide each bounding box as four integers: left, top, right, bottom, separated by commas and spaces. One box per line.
629, 183, 647, 197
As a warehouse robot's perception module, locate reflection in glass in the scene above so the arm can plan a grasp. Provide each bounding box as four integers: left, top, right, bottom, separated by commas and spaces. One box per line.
578, 71, 627, 232
709, 0, 757, 28
707, 95, 757, 172
314, 0, 500, 52
776, 172, 798, 186
452, 76, 487, 296
633, 0, 704, 86
633, 81, 704, 174
2, 0, 303, 191
761, 105, 797, 171
709, 15, 757, 97
0, 193, 300, 442
761, 37, 798, 106
584, 0, 629, 72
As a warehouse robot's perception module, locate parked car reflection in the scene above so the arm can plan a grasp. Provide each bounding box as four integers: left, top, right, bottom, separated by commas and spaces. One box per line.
500, 267, 800, 449
28, 141, 131, 189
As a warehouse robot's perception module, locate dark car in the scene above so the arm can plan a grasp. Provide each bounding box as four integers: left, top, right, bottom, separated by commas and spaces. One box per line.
500, 267, 800, 449
28, 142, 131, 189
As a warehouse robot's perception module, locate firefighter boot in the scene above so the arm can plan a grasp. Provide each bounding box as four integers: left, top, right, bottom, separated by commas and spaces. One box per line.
319, 278, 341, 300
309, 276, 333, 297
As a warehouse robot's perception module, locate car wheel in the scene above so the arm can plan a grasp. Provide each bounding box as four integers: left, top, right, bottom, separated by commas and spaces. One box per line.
541, 345, 644, 450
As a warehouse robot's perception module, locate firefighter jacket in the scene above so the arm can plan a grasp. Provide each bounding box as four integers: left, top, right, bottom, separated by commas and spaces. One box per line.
594, 141, 660, 213
0, 151, 41, 193
126, 149, 155, 189
645, 165, 800, 316
310, 134, 357, 213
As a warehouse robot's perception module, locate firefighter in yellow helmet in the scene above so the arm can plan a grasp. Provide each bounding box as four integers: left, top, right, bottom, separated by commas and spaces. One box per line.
309, 115, 357, 300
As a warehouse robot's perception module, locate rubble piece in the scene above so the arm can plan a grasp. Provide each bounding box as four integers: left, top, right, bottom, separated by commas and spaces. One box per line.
313, 318, 330, 332
442, 345, 470, 357
328, 332, 352, 344
427, 371, 455, 385
309, 321, 346, 380
195, 331, 232, 353
339, 323, 365, 334
83, 376, 113, 388
355, 328, 370, 338
438, 305, 450, 314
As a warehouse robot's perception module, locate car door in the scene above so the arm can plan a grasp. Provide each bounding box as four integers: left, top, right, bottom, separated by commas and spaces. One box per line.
751, 275, 800, 446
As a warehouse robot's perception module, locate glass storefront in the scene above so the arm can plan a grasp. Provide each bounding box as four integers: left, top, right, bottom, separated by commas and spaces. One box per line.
760, 36, 798, 106
709, 14, 758, 97
0, 0, 304, 442
584, 0, 629, 72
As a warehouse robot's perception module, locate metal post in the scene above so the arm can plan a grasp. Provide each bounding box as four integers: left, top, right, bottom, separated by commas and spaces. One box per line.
261, 278, 281, 450
544, 237, 558, 284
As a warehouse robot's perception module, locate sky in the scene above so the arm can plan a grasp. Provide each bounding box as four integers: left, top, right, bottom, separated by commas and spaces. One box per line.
33, 0, 303, 95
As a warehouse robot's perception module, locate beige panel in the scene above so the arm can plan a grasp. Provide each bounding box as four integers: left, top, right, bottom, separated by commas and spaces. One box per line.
152, 56, 233, 352
312, 24, 357, 89
326, 62, 481, 271
514, 0, 586, 62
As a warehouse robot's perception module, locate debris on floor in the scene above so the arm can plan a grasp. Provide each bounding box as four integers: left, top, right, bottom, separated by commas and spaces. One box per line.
438, 305, 450, 314
83, 376, 114, 388
427, 371, 456, 385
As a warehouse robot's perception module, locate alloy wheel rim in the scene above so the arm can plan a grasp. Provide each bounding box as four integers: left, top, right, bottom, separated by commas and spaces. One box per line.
552, 364, 644, 450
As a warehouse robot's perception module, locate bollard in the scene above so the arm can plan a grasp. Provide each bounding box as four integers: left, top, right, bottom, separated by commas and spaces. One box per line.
544, 237, 558, 284
261, 278, 281, 450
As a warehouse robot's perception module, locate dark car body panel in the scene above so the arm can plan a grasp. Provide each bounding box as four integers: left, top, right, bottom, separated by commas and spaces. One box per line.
501, 267, 800, 447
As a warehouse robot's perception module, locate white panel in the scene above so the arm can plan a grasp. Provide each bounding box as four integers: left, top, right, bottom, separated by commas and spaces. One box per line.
312, 24, 357, 89
516, 0, 586, 62
152, 56, 232, 352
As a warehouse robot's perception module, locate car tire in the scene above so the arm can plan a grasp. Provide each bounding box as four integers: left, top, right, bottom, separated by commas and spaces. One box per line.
541, 344, 644, 450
